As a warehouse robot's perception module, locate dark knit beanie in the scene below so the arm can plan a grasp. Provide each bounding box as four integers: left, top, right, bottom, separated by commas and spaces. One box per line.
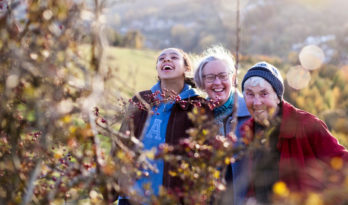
242, 62, 284, 100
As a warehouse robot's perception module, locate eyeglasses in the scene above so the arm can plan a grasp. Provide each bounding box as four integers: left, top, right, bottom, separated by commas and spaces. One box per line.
203, 72, 231, 83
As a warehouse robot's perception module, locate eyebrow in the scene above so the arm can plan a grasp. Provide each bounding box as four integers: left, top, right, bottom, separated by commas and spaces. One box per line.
245, 88, 269, 93
203, 72, 228, 76
158, 52, 180, 58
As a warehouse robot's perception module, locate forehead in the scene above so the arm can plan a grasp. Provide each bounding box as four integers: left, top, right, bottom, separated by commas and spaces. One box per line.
203, 60, 229, 74
244, 78, 275, 92
158, 48, 182, 57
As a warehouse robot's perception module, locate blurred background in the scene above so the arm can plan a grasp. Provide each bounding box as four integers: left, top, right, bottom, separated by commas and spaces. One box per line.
106, 0, 348, 65
102, 0, 348, 147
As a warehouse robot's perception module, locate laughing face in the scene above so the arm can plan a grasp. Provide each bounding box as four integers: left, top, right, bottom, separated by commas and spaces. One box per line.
156, 48, 187, 81
202, 59, 234, 106
243, 77, 280, 126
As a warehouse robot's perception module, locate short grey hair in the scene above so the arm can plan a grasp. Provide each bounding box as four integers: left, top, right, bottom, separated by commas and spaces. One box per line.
243, 76, 267, 89
194, 45, 236, 90
243, 76, 279, 101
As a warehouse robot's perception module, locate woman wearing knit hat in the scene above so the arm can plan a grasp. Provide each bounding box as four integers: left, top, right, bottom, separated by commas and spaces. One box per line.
240, 61, 348, 204
194, 45, 250, 205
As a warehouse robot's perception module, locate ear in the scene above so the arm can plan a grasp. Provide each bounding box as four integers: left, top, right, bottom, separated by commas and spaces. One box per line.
185, 64, 190, 72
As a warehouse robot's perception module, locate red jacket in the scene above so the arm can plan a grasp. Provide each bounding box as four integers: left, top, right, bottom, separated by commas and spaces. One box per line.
241, 101, 348, 191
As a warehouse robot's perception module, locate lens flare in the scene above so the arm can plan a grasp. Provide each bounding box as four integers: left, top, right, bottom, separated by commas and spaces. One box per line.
286, 66, 311, 90
299, 45, 325, 70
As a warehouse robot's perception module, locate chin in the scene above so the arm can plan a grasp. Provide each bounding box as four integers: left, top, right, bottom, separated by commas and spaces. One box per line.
255, 117, 270, 127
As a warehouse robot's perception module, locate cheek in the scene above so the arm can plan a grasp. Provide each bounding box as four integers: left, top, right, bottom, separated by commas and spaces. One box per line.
203, 82, 210, 91
245, 99, 254, 111
223, 81, 232, 92
156, 63, 161, 71
266, 96, 279, 107
264, 99, 278, 113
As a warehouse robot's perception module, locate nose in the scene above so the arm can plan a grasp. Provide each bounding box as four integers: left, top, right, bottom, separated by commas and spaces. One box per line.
253, 95, 262, 105
163, 56, 171, 62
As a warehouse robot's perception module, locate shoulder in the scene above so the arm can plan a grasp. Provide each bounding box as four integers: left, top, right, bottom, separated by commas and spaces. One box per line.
175, 95, 214, 116
130, 90, 154, 105
281, 101, 330, 138
282, 101, 323, 127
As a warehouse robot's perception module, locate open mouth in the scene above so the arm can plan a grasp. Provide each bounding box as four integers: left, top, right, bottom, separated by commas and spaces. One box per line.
162, 65, 174, 71
212, 88, 224, 93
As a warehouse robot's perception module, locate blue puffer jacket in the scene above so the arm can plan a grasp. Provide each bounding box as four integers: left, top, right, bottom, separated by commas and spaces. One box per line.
213, 91, 250, 205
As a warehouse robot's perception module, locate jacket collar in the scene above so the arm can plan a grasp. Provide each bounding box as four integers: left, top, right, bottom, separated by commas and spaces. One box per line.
150, 82, 199, 112
241, 101, 297, 141
278, 101, 298, 139
237, 91, 250, 117
150, 81, 198, 101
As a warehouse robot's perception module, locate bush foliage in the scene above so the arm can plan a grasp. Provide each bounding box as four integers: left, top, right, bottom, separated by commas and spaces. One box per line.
1, 1, 348, 205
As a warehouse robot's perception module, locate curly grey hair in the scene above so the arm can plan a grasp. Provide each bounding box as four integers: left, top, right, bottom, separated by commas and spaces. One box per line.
194, 45, 236, 90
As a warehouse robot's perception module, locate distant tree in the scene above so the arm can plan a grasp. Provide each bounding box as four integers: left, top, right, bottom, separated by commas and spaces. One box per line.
122, 30, 144, 49
105, 27, 123, 46
170, 24, 197, 51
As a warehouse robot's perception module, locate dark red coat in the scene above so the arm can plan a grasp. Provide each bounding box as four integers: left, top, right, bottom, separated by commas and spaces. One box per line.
241, 101, 348, 191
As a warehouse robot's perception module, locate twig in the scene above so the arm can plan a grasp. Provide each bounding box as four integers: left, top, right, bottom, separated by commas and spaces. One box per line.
21, 160, 42, 205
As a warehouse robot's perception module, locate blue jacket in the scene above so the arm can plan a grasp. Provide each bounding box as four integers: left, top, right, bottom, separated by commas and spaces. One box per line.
120, 82, 214, 199
213, 91, 250, 205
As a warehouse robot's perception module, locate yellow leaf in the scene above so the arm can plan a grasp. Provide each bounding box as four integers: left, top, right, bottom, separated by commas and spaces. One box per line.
102, 161, 116, 176
54, 150, 63, 159
117, 151, 125, 159
273, 181, 289, 197
214, 170, 220, 179
61, 115, 71, 123
224, 157, 230, 165
305, 193, 323, 205
330, 157, 343, 170
69, 126, 77, 134
145, 149, 155, 160
168, 170, 177, 177
192, 107, 198, 115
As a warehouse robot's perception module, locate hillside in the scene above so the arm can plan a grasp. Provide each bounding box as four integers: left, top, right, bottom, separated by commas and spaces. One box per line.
105, 47, 159, 96
107, 0, 348, 65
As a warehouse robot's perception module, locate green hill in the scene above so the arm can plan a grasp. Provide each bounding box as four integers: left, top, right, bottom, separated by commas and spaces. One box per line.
105, 47, 159, 96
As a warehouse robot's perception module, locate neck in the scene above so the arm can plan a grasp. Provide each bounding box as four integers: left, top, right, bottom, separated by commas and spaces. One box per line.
160, 78, 185, 97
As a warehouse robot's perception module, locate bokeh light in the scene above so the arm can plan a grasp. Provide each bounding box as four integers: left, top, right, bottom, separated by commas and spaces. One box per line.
299, 45, 325, 70
286, 65, 311, 90
217, 0, 250, 12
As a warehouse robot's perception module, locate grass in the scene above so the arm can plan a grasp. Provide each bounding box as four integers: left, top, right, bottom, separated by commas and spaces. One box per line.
105, 47, 159, 96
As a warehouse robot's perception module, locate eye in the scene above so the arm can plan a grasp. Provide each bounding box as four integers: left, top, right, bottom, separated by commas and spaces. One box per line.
171, 56, 178, 60
261, 91, 268, 97
204, 74, 215, 82
246, 92, 254, 97
218, 73, 229, 80
158, 57, 164, 61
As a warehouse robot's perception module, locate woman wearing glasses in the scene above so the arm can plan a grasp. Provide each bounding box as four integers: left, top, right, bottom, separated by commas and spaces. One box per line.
194, 45, 250, 205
